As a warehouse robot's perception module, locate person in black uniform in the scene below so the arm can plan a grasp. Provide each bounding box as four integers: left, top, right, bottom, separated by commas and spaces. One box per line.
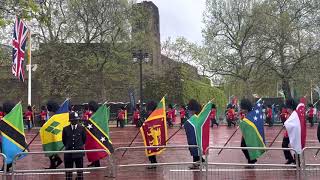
62, 112, 86, 180
87, 101, 101, 167
239, 99, 257, 166
46, 100, 63, 169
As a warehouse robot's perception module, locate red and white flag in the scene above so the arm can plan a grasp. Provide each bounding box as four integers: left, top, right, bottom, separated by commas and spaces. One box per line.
284, 103, 306, 154
12, 17, 29, 81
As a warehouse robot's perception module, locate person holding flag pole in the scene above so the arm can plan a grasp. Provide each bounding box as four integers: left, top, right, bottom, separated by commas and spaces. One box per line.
239, 98, 266, 167
283, 98, 306, 166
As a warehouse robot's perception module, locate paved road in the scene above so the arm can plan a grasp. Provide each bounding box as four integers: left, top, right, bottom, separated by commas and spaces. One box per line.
4, 124, 320, 179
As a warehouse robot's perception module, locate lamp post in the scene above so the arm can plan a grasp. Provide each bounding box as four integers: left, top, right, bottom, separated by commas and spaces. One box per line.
133, 50, 149, 108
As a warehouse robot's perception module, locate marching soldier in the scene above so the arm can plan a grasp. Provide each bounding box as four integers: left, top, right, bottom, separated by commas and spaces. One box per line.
62, 111, 86, 180
0, 106, 4, 120
210, 103, 219, 127
167, 104, 174, 127
307, 104, 315, 127
226, 105, 236, 127
266, 105, 273, 127
133, 105, 140, 127
179, 105, 186, 127
40, 106, 48, 127
117, 107, 126, 128
24, 105, 33, 130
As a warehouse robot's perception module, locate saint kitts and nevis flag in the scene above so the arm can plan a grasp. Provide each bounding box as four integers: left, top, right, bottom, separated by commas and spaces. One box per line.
284, 102, 306, 154
185, 101, 212, 156
40, 99, 70, 154
140, 97, 168, 156
84, 104, 114, 162
239, 100, 266, 160
0, 102, 28, 163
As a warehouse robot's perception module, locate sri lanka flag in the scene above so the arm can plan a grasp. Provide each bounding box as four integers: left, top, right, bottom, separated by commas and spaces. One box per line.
0, 103, 28, 163
40, 99, 70, 154
239, 100, 266, 160
140, 97, 167, 156
84, 105, 114, 162
185, 101, 212, 156
284, 102, 306, 154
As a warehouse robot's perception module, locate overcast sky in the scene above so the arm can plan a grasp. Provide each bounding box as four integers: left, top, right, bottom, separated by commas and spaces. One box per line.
137, 0, 206, 44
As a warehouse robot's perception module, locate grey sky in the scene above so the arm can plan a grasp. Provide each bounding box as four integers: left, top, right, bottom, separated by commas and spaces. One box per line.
138, 0, 206, 44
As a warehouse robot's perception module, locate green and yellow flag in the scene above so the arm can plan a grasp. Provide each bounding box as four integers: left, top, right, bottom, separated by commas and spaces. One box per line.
0, 102, 28, 163
40, 99, 70, 153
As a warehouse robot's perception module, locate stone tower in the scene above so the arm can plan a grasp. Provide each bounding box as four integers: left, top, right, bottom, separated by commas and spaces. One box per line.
132, 1, 162, 68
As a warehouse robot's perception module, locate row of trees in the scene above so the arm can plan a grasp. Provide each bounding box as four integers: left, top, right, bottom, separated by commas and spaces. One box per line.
0, 0, 148, 102
162, 0, 320, 100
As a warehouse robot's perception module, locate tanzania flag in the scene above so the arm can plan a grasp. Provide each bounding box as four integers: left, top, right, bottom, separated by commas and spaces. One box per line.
84, 105, 114, 162
0, 103, 28, 163
239, 100, 266, 160
40, 99, 70, 154
185, 102, 212, 156
140, 97, 167, 156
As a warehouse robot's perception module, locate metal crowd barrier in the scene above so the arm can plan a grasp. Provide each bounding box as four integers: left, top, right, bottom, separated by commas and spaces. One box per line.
113, 145, 203, 180
301, 147, 320, 180
0, 153, 7, 180
11, 149, 113, 180
205, 146, 300, 180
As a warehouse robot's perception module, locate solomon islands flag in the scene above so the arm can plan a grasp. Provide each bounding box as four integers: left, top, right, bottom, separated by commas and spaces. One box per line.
239, 100, 266, 160
0, 103, 28, 164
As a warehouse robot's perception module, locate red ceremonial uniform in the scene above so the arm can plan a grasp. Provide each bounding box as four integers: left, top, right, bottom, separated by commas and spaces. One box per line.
83, 110, 92, 121
280, 108, 289, 123
227, 109, 235, 121
179, 108, 186, 119
25, 110, 33, 121
308, 107, 315, 118
40, 110, 47, 121
210, 109, 216, 119
133, 110, 140, 125
267, 108, 272, 118
118, 110, 125, 121
0, 111, 4, 120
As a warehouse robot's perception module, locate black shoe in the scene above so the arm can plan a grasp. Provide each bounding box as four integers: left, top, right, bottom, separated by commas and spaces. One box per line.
55, 159, 63, 168
285, 160, 294, 164
248, 159, 257, 164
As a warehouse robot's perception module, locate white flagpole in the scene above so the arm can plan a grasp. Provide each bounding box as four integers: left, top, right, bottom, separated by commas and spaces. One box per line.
28, 30, 32, 106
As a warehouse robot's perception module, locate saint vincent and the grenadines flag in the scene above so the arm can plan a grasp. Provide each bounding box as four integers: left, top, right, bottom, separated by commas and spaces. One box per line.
0, 102, 28, 163
185, 101, 212, 156
140, 97, 168, 156
239, 100, 266, 160
40, 99, 70, 153
84, 104, 114, 162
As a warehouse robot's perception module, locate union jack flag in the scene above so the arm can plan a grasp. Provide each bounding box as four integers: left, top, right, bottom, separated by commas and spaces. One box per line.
12, 17, 29, 82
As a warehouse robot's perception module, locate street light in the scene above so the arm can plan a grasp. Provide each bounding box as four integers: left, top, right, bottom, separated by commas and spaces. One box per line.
133, 50, 149, 108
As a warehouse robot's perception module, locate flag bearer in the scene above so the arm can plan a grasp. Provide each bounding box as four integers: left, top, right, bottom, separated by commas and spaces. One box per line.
179, 105, 187, 127
40, 106, 48, 127
133, 105, 140, 127
266, 105, 273, 127
282, 99, 297, 164
226, 105, 236, 127
87, 101, 101, 167
307, 104, 315, 127
117, 107, 125, 128
239, 99, 257, 165
24, 105, 33, 130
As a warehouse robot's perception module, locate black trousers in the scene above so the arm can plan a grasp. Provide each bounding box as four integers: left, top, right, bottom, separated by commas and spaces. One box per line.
211, 118, 218, 127
308, 116, 314, 127
227, 118, 236, 127
241, 137, 250, 161
49, 154, 62, 168
282, 137, 294, 161
266, 117, 272, 126
148, 155, 157, 163
64, 157, 83, 180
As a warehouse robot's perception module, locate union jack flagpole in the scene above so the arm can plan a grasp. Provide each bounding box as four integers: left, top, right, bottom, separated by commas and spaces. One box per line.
27, 30, 32, 106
